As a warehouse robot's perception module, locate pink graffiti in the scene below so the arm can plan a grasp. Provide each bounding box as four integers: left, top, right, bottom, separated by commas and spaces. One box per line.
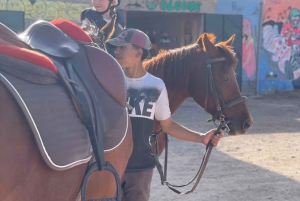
242, 19, 256, 78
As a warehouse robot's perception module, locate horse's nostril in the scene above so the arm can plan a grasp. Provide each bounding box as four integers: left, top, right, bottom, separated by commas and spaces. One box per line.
243, 119, 252, 131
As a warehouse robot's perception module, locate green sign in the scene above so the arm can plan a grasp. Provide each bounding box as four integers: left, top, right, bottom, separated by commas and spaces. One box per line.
160, 0, 202, 12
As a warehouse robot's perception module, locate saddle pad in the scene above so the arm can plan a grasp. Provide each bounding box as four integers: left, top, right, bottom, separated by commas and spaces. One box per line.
0, 45, 58, 74
0, 55, 92, 171
19, 20, 79, 58
0, 53, 58, 85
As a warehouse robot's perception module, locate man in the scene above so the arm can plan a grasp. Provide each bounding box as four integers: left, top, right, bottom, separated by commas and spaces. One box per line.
107, 28, 223, 201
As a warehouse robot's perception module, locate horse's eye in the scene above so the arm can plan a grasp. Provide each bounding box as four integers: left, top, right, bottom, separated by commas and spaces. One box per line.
223, 77, 229, 81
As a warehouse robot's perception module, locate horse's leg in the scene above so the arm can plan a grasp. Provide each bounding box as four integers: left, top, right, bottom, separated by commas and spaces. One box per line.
85, 119, 133, 199
0, 82, 87, 201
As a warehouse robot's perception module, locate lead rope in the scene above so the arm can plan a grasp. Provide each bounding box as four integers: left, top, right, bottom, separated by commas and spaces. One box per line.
151, 122, 225, 195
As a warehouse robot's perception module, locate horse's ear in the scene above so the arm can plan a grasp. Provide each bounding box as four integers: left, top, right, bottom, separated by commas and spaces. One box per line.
202, 33, 218, 57
224, 34, 235, 47
196, 34, 202, 44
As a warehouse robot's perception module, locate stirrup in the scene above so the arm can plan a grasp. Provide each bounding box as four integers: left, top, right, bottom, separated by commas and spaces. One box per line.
81, 162, 121, 201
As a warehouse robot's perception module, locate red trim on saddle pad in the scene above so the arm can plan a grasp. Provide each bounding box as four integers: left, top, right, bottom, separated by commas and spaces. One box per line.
0, 45, 58, 74
51, 19, 93, 43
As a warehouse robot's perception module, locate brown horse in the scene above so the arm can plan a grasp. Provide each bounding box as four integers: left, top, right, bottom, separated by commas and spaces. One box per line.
144, 33, 253, 155
0, 20, 133, 201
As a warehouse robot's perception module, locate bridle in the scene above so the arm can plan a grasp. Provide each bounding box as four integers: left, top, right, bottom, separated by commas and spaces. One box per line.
205, 53, 247, 130
151, 52, 248, 195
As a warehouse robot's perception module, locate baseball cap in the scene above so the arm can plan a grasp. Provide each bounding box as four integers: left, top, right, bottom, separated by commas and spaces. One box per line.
107, 28, 151, 50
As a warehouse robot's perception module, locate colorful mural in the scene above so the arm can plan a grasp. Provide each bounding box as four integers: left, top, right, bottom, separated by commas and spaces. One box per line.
260, 0, 300, 91
0, 0, 90, 26
119, 0, 218, 13
215, 0, 261, 94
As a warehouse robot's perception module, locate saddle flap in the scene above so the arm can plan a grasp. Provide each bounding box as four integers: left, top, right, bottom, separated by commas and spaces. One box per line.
19, 20, 79, 58
85, 45, 127, 107
51, 19, 127, 107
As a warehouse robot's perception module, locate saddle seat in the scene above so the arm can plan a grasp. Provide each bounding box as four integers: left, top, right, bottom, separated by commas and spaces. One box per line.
19, 20, 80, 58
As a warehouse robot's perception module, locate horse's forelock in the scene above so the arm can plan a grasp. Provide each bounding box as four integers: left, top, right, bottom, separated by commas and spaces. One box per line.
216, 43, 238, 72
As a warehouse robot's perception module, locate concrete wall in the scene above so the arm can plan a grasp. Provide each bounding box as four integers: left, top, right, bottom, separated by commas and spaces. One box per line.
215, 0, 262, 94
0, 0, 90, 27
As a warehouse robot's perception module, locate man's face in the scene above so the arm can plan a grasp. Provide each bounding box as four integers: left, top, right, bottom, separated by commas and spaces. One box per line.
92, 0, 116, 12
114, 44, 140, 68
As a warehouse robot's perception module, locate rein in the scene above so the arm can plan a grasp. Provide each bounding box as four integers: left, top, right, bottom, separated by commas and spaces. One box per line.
151, 52, 247, 195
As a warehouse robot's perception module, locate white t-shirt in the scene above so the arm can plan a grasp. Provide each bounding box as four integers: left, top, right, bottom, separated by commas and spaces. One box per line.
125, 72, 171, 171
126, 72, 171, 121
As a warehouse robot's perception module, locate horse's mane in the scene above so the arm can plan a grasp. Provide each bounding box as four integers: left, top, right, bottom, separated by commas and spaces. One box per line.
143, 43, 199, 89
143, 33, 237, 90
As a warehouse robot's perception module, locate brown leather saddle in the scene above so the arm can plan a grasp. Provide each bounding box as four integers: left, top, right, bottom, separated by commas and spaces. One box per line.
19, 20, 79, 58
0, 20, 128, 171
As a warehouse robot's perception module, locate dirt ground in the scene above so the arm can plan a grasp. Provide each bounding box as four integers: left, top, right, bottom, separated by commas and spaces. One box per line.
149, 90, 300, 201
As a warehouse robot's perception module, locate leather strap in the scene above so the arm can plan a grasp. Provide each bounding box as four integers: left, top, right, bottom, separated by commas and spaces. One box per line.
67, 59, 106, 171
152, 125, 223, 195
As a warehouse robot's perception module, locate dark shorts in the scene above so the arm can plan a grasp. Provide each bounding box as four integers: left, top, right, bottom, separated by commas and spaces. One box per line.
121, 169, 154, 201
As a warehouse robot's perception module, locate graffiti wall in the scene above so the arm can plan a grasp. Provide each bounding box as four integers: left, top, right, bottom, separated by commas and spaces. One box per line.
0, 0, 90, 27
119, 0, 217, 13
215, 0, 261, 94
260, 0, 300, 92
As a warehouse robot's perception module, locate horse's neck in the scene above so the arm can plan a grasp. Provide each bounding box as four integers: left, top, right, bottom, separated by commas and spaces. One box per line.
168, 89, 190, 114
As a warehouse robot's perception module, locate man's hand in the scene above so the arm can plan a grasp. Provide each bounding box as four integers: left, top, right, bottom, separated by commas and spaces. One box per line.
202, 129, 223, 147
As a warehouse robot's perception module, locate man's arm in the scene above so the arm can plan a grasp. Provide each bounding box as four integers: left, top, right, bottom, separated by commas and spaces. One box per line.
159, 117, 222, 147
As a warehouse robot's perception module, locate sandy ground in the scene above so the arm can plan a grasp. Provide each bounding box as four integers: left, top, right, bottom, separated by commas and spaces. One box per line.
149, 90, 300, 201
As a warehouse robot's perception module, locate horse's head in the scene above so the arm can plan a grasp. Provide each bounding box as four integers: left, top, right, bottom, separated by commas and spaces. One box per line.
144, 33, 252, 134
190, 33, 253, 135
